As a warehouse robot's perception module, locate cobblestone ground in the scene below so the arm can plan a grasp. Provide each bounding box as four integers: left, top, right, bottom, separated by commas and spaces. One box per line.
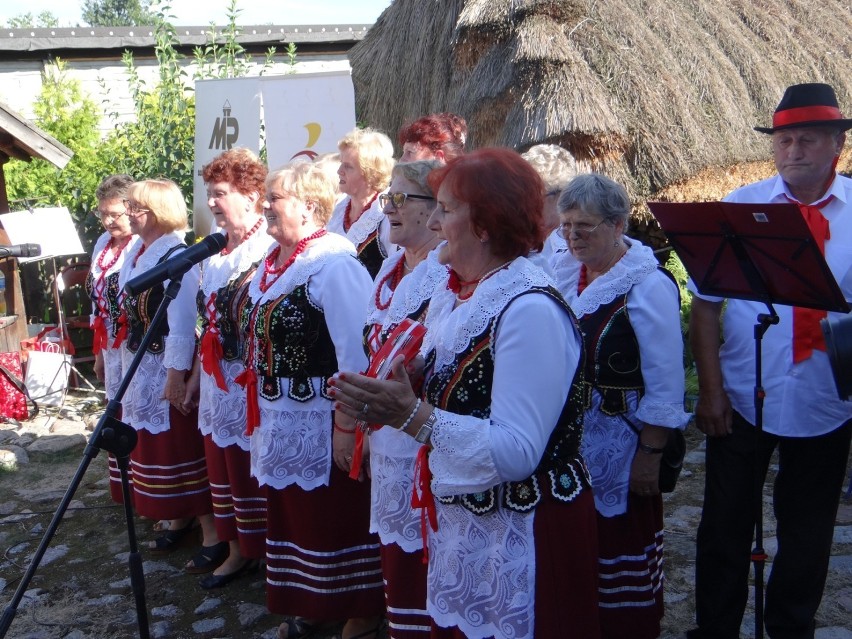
1, 391, 850, 638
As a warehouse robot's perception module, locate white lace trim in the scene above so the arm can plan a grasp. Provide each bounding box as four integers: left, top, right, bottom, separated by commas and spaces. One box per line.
427, 503, 536, 639
120, 348, 170, 434
330, 194, 387, 247
162, 334, 195, 372
369, 427, 424, 551
198, 358, 252, 451
201, 224, 272, 295
429, 410, 501, 497
422, 257, 553, 372
250, 394, 333, 490
102, 345, 123, 401
247, 233, 356, 304
566, 239, 659, 317
383, 246, 448, 329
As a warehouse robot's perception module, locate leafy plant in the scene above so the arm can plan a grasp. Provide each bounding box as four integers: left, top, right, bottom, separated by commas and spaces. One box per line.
81, 0, 156, 26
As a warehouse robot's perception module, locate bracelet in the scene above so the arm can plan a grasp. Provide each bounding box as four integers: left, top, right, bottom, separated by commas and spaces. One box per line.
333, 422, 357, 434
398, 398, 422, 431
637, 441, 665, 455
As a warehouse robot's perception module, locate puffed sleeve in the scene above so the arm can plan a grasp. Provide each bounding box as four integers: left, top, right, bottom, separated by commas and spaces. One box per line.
163, 258, 201, 372
627, 270, 690, 428
428, 293, 580, 496
312, 254, 373, 374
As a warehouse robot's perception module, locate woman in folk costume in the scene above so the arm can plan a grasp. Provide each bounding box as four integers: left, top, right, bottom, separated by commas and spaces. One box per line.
357, 160, 445, 638
330, 148, 601, 639
183, 148, 272, 588
239, 162, 383, 639
87, 174, 138, 503
115, 179, 215, 561
551, 173, 689, 639
326, 127, 397, 278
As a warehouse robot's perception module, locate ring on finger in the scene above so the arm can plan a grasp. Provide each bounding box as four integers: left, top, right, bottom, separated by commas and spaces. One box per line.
360, 402, 369, 415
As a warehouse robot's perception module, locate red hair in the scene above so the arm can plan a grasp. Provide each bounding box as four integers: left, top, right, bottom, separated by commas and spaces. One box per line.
428, 148, 545, 260
202, 148, 267, 211
398, 112, 467, 161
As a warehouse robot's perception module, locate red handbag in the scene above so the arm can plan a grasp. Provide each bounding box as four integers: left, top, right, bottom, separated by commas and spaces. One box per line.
0, 351, 35, 421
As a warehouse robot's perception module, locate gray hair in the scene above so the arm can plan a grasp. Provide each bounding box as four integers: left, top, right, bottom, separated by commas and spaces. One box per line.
558, 173, 630, 228
521, 144, 579, 194
96, 174, 135, 202
392, 160, 441, 197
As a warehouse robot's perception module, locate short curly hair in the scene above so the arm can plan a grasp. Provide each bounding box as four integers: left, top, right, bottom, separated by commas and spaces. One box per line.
96, 174, 135, 202
267, 162, 339, 227
202, 148, 267, 212
398, 113, 468, 161
521, 144, 579, 194
337, 127, 395, 193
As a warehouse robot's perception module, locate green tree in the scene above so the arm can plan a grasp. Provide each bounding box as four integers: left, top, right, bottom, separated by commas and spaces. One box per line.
81, 0, 156, 26
5, 58, 109, 249
6, 11, 60, 28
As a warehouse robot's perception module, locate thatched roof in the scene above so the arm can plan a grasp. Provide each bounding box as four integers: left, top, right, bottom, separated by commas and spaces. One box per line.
350, 0, 852, 200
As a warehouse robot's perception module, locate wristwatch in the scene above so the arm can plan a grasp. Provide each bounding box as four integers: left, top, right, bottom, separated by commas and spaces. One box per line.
414, 409, 438, 444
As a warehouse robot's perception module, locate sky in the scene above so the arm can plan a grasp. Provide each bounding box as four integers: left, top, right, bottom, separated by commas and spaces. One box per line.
0, 0, 394, 27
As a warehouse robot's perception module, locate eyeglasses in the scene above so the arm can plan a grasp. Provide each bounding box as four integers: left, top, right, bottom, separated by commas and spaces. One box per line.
557, 219, 606, 240
378, 192, 435, 210
92, 209, 128, 221
123, 199, 151, 215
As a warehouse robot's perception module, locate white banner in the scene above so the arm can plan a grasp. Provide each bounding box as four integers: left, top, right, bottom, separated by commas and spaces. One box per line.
261, 70, 356, 173
193, 77, 262, 236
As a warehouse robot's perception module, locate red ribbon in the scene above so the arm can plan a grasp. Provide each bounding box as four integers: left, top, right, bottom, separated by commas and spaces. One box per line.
786, 193, 833, 363
348, 429, 367, 481
234, 368, 260, 435
411, 444, 438, 563
773, 105, 844, 129
91, 315, 108, 355
112, 311, 128, 349
200, 330, 228, 391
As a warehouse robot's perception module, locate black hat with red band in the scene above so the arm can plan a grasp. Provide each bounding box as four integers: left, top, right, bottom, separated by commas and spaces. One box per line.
755, 83, 852, 134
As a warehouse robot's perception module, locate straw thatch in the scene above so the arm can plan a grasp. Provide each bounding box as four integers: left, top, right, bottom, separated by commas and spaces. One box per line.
350, 0, 852, 204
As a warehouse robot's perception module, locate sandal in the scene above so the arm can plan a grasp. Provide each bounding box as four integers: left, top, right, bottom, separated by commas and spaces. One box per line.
152, 519, 170, 533
184, 541, 229, 574
277, 616, 326, 639
148, 520, 195, 555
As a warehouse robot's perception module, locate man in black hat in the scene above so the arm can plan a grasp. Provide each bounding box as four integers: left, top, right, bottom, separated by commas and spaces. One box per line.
687, 83, 852, 638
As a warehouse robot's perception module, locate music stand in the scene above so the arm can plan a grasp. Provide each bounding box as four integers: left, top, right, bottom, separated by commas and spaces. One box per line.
648, 200, 850, 639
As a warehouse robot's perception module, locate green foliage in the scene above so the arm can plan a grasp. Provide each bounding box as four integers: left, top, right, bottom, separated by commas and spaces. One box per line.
100, 7, 196, 203
5, 59, 109, 249
81, 0, 156, 26
5, 11, 59, 28
663, 250, 698, 397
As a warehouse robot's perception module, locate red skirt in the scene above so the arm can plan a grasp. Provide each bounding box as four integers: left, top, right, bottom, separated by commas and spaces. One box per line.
129, 406, 212, 520
380, 542, 430, 638
431, 489, 601, 639
108, 453, 134, 505
596, 493, 665, 639
265, 465, 384, 620
203, 434, 267, 559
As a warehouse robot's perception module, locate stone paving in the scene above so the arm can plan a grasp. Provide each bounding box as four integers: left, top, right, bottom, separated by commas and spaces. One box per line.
1, 391, 851, 638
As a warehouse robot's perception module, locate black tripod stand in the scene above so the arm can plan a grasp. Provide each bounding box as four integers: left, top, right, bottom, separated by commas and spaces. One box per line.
0, 275, 190, 639
649, 199, 849, 639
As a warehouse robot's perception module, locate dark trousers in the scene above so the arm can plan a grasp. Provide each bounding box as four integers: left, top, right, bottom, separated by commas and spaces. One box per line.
689, 412, 851, 639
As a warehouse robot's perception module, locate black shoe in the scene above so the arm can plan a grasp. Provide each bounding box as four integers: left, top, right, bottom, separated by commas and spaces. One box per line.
198, 559, 259, 589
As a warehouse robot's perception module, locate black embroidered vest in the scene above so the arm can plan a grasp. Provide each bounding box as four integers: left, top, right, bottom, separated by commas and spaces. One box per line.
242, 283, 338, 403
86, 270, 123, 337
197, 263, 258, 361
356, 229, 387, 279
123, 245, 186, 355
423, 286, 591, 516
578, 266, 677, 415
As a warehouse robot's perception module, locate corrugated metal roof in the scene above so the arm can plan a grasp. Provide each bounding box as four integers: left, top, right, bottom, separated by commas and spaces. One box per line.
0, 25, 370, 53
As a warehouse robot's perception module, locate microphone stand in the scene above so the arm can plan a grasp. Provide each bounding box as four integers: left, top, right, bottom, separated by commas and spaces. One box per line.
0, 261, 192, 639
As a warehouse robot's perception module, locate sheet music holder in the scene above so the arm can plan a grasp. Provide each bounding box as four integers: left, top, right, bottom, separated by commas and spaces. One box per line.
649, 199, 849, 639
647, 200, 849, 314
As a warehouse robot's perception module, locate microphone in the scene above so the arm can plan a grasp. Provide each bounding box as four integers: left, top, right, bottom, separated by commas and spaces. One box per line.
0, 243, 41, 258
124, 234, 227, 296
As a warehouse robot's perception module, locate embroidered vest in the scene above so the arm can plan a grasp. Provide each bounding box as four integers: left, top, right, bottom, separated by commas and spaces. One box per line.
423, 286, 591, 516
86, 271, 123, 336
242, 283, 338, 403
123, 244, 186, 355
356, 230, 387, 279
197, 263, 258, 361
578, 266, 677, 415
